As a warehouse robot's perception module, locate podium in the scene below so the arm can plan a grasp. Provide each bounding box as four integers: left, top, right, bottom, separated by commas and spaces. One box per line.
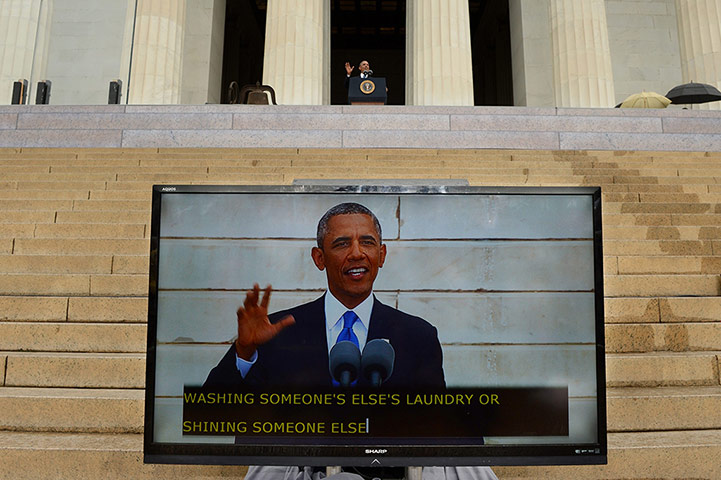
348, 77, 387, 105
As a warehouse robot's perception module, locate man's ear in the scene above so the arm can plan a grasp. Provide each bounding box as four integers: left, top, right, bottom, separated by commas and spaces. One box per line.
311, 246, 326, 271
379, 243, 387, 268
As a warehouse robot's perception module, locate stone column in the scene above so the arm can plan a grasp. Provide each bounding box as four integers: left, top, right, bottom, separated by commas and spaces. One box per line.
263, 0, 327, 105
128, 0, 186, 104
0, 0, 52, 105
675, 0, 721, 110
406, 0, 474, 105
550, 0, 615, 107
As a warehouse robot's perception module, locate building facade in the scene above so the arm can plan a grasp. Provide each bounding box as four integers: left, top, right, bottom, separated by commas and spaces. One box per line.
1, 0, 720, 107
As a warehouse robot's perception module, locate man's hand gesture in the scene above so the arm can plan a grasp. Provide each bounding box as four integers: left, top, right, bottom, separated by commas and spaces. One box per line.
345, 62, 354, 76
235, 284, 295, 360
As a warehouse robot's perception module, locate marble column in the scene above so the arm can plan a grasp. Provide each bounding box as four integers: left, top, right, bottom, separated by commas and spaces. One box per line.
550, 0, 615, 107
128, 0, 186, 104
263, 0, 328, 105
675, 0, 721, 110
0, 0, 52, 104
406, 0, 474, 105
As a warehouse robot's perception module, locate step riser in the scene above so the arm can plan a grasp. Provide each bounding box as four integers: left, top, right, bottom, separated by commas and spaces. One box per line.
0, 323, 146, 353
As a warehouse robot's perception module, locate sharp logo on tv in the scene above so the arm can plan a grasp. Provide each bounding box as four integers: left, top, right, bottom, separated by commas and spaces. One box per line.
144, 185, 608, 467
365, 449, 388, 455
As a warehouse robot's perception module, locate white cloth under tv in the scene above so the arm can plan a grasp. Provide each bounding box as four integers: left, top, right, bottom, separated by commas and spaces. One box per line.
244, 466, 499, 480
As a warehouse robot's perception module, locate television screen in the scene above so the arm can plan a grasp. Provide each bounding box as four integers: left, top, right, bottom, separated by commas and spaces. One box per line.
144, 185, 606, 467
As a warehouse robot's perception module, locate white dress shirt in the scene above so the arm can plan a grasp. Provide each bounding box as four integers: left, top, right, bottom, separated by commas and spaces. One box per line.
324, 289, 373, 353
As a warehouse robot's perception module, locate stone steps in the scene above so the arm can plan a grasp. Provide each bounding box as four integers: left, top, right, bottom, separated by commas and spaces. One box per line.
0, 224, 147, 239
0, 322, 146, 352
0, 431, 249, 480
13, 238, 148, 255
603, 213, 721, 226
606, 352, 721, 387
604, 225, 721, 240
603, 239, 716, 255
495, 430, 721, 479
612, 256, 721, 274
605, 274, 721, 296
606, 323, 721, 352
606, 386, 721, 432
605, 297, 721, 324
0, 273, 146, 296
3, 353, 144, 388
2, 145, 721, 479
0, 388, 144, 433
0, 296, 147, 322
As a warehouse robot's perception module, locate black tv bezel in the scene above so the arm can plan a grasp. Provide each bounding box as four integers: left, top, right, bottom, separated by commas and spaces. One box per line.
144, 184, 607, 467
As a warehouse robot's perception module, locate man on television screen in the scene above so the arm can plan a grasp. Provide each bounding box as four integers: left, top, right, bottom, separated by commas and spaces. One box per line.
204, 202, 445, 389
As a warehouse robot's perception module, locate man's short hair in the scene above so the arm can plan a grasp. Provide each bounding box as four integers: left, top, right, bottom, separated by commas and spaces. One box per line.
316, 202, 382, 248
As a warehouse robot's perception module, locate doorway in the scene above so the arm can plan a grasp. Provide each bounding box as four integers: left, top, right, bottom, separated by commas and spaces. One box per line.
221, 0, 266, 104
469, 0, 514, 106
330, 0, 406, 105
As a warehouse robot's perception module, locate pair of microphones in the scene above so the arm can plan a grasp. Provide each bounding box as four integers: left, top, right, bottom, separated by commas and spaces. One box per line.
329, 339, 394, 388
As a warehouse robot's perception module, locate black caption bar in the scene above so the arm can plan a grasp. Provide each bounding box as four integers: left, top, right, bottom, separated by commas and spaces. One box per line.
182, 387, 568, 438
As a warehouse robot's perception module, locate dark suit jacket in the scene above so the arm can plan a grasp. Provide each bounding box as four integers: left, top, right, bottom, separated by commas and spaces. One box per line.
204, 295, 445, 389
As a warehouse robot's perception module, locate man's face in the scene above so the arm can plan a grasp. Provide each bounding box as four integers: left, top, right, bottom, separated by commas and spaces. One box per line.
359, 61, 370, 73
311, 213, 386, 309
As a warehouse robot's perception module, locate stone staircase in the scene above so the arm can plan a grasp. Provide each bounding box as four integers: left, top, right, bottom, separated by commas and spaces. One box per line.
1, 146, 720, 479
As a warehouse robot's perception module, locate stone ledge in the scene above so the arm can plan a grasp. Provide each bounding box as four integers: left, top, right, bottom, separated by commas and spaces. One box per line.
4, 353, 145, 388
0, 106, 718, 151
0, 387, 143, 432
606, 323, 721, 352
607, 386, 721, 431
0, 322, 146, 352
606, 352, 719, 387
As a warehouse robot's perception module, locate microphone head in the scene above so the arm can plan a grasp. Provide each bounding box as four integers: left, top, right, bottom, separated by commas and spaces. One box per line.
361, 339, 395, 384
366, 69, 373, 76
329, 341, 361, 384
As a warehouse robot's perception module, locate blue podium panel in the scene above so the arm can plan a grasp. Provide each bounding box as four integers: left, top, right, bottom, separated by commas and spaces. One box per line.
348, 77, 387, 104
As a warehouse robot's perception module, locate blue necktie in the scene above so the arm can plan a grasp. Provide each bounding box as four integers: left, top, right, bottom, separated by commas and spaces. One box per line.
336, 310, 360, 348
332, 311, 360, 386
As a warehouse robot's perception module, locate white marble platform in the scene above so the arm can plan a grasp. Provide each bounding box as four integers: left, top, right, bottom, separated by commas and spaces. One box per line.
1, 104, 720, 150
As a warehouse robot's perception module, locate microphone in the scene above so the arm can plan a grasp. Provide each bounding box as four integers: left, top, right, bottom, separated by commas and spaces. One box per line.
365, 69, 373, 77
361, 339, 395, 387
329, 341, 361, 387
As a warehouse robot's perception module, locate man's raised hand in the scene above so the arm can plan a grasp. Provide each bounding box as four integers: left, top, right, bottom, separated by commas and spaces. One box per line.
345, 62, 354, 75
235, 284, 295, 360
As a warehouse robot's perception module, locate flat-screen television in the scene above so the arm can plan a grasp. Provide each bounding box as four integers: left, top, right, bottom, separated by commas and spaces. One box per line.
144, 185, 606, 467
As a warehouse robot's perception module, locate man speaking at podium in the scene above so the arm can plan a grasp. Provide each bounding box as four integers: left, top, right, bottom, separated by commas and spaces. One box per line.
204, 202, 445, 389
344, 60, 373, 90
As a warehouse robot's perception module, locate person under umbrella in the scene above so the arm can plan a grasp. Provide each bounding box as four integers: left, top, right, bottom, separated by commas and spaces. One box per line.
666, 81, 721, 106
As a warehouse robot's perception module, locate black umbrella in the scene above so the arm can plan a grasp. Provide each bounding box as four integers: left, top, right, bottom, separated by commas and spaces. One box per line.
665, 82, 721, 105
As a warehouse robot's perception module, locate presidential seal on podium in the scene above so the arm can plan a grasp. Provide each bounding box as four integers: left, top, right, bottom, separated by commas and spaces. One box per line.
360, 79, 376, 94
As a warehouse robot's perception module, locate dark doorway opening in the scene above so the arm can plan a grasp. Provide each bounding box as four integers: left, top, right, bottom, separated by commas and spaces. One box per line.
221, 0, 267, 104
469, 1, 514, 106
331, 0, 406, 105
